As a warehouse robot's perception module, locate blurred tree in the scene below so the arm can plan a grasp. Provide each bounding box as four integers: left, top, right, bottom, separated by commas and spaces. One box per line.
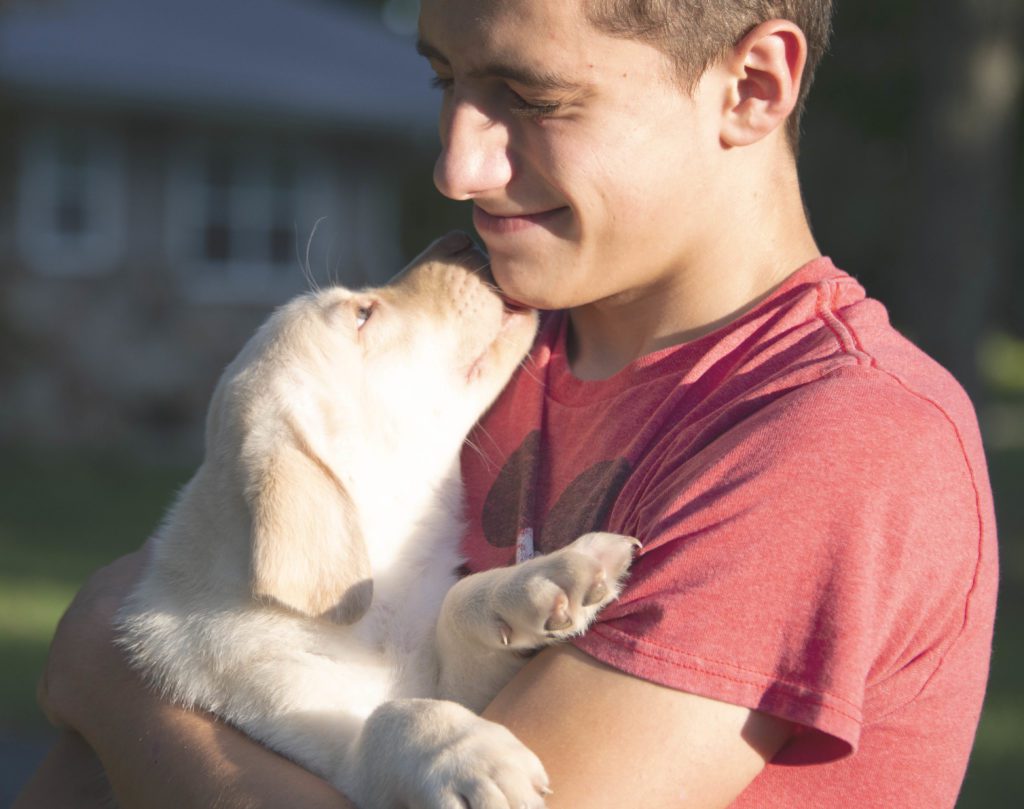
900, 0, 1022, 400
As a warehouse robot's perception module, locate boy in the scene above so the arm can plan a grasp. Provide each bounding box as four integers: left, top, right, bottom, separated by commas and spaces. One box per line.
20, 2, 996, 807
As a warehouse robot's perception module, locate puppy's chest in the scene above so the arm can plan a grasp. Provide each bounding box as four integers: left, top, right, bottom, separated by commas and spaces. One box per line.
360, 511, 464, 651
362, 569, 450, 651
353, 503, 464, 692
341, 576, 444, 698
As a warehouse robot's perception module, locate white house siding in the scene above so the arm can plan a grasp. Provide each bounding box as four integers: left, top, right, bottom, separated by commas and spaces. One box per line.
0, 112, 419, 459
0, 0, 440, 458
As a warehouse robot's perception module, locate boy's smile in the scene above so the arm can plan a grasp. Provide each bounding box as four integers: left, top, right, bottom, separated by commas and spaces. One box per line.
472, 205, 571, 237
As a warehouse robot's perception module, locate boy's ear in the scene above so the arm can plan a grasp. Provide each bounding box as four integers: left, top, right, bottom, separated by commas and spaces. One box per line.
719, 20, 807, 148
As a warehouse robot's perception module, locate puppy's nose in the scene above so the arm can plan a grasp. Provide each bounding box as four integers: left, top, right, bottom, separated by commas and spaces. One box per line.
414, 231, 479, 265
426, 231, 488, 270
434, 230, 475, 256
394, 231, 489, 283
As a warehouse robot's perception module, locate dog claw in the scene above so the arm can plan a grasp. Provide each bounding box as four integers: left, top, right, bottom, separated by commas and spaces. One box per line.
498, 620, 512, 646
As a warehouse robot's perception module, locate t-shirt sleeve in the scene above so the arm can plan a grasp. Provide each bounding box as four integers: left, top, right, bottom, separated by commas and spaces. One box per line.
572, 368, 982, 760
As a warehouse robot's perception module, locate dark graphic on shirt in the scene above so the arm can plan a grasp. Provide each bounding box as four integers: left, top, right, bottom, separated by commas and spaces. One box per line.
482, 429, 632, 554
482, 430, 541, 549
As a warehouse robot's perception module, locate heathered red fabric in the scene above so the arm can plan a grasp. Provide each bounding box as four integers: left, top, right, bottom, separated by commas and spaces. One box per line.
460, 258, 998, 807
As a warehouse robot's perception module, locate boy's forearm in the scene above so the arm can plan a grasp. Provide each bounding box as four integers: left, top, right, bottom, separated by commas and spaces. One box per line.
37, 565, 356, 809
36, 550, 356, 808
13, 730, 111, 809
81, 670, 357, 809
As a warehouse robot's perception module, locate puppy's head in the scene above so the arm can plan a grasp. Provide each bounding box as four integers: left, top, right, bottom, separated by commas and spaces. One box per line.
207, 232, 537, 624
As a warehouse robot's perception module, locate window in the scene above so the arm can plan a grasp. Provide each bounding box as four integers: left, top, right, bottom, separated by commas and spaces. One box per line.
167, 136, 355, 304
16, 124, 125, 276
195, 143, 298, 269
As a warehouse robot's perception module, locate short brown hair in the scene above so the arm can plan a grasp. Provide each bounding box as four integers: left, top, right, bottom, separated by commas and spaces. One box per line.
586, 1, 834, 150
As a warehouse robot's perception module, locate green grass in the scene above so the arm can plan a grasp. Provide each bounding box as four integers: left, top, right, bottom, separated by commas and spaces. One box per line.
1, 444, 1021, 805
0, 448, 191, 729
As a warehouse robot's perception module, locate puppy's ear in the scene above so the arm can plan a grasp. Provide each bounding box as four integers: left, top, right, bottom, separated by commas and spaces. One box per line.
248, 424, 372, 624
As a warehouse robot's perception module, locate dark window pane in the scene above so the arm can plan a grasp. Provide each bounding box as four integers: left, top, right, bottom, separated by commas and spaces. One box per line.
203, 223, 231, 263
56, 132, 89, 172
205, 148, 233, 190
270, 151, 296, 193
56, 201, 86, 235
269, 225, 293, 266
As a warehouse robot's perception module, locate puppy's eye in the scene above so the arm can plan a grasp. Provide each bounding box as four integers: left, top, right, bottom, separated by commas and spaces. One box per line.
355, 304, 374, 330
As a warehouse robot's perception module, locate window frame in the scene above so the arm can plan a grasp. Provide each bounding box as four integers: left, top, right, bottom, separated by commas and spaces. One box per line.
16, 122, 126, 277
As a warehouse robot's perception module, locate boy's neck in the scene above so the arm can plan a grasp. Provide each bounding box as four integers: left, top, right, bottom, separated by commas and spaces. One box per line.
567, 160, 820, 381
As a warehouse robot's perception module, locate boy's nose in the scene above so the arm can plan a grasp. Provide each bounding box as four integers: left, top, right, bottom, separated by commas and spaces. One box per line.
433, 98, 513, 201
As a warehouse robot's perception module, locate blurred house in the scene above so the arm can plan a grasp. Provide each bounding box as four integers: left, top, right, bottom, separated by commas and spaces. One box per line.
0, 0, 438, 458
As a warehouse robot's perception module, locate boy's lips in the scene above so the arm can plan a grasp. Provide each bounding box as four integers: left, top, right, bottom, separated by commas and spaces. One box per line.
473, 204, 569, 235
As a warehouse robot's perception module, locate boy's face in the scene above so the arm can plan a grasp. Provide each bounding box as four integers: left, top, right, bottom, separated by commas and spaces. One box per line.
418, 0, 726, 310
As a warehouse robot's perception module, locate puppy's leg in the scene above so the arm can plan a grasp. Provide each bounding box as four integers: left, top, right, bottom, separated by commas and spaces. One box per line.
347, 698, 550, 809
436, 532, 640, 711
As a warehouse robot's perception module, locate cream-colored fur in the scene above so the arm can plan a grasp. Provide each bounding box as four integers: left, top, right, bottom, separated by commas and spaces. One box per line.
117, 232, 637, 809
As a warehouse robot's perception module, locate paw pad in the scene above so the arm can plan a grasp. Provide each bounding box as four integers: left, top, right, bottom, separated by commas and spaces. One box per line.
544, 592, 572, 632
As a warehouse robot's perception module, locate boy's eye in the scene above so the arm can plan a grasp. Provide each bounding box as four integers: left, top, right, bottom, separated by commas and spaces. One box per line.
429, 75, 454, 92
429, 75, 560, 120
508, 90, 561, 119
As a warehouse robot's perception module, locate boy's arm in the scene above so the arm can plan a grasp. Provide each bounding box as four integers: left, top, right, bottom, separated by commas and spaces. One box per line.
31, 550, 788, 809
483, 644, 793, 809
29, 550, 356, 809
13, 731, 110, 809
14, 720, 352, 809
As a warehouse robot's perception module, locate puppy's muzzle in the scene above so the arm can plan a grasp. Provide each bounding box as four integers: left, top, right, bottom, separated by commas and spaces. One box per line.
393, 231, 490, 282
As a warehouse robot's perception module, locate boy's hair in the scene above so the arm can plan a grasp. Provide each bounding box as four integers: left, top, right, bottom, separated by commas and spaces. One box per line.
586, 1, 834, 151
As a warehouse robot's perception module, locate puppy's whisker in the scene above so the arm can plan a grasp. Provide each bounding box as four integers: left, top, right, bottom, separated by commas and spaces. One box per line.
305, 217, 328, 294
515, 354, 544, 388
294, 222, 313, 294
466, 424, 505, 474
325, 229, 343, 290
298, 226, 314, 293
331, 234, 345, 289
467, 261, 503, 294
461, 436, 490, 467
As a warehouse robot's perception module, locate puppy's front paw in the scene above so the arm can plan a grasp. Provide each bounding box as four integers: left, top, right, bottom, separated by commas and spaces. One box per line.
355, 700, 550, 809
422, 716, 551, 809
493, 531, 640, 650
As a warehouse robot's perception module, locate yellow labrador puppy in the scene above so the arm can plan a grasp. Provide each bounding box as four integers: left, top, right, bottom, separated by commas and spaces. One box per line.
117, 233, 637, 809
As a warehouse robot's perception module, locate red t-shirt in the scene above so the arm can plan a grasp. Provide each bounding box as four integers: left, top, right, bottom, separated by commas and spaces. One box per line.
460, 258, 997, 807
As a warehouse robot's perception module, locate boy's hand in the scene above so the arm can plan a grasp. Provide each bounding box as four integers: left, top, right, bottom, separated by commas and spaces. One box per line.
37, 545, 150, 732
25, 543, 359, 809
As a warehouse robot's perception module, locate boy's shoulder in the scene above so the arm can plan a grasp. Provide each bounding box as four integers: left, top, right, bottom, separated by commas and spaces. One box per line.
522, 258, 991, 519
533, 257, 976, 433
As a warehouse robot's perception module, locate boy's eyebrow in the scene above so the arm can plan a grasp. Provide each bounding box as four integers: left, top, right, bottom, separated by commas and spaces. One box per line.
415, 38, 582, 93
